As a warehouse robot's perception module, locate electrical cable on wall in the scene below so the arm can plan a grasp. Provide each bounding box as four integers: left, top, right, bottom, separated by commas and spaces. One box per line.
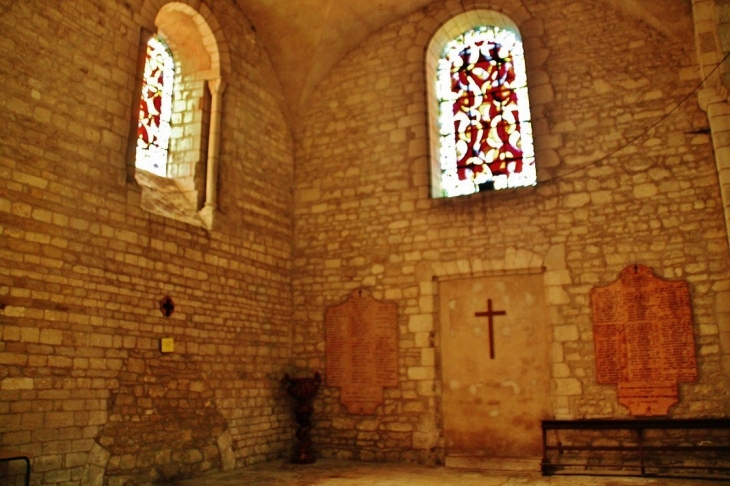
540, 50, 730, 186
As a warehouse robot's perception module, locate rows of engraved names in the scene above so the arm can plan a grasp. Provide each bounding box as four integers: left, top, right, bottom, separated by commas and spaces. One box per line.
326, 306, 350, 385
592, 278, 696, 385
325, 295, 398, 391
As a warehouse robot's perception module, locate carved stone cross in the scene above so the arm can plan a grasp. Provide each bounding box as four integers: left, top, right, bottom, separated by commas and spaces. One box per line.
475, 298, 506, 359
159, 296, 175, 317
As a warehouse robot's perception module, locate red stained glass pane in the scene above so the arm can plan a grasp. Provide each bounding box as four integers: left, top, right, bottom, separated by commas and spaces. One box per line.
135, 36, 174, 177
437, 27, 535, 197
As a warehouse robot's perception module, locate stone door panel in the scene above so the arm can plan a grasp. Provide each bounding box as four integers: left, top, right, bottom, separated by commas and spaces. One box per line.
440, 273, 550, 459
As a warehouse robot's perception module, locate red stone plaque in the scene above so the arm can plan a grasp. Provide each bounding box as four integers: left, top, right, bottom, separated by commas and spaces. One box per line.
325, 289, 398, 414
591, 264, 697, 416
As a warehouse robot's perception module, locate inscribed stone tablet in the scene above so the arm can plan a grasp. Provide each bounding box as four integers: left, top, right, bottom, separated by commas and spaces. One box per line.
325, 289, 398, 414
591, 264, 697, 416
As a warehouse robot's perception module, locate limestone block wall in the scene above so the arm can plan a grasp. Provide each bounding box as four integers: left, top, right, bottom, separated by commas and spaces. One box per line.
0, 0, 294, 484
694, 0, 730, 376
292, 0, 730, 464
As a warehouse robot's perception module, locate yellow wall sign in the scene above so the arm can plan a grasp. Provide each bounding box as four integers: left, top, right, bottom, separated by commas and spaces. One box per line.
160, 338, 174, 353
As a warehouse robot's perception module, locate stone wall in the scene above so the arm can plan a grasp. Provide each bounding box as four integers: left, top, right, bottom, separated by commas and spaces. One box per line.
693, 0, 730, 379
0, 0, 294, 484
2, 0, 730, 482
293, 0, 730, 464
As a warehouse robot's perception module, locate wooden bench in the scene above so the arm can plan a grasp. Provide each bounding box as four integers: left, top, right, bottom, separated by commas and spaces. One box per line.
0, 449, 30, 486
541, 418, 730, 480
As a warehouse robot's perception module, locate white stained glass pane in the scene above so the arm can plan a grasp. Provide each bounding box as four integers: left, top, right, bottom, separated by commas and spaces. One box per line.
512, 54, 528, 88
503, 32, 522, 56
136, 144, 167, 177
439, 101, 455, 136
515, 87, 532, 122
520, 123, 535, 159
509, 157, 536, 188
440, 136, 457, 169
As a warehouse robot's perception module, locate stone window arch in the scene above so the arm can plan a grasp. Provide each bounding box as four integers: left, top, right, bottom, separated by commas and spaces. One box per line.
129, 1, 227, 229
426, 10, 536, 198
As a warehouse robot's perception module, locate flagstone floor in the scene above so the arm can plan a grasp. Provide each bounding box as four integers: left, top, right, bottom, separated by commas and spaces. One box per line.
170, 460, 727, 485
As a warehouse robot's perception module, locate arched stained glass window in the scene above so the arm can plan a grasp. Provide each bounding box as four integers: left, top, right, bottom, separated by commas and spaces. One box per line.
136, 35, 175, 177
128, 2, 227, 230
433, 23, 535, 198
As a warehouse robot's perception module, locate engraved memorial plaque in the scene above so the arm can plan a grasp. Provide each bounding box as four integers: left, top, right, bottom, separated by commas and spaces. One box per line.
325, 289, 398, 414
591, 264, 697, 416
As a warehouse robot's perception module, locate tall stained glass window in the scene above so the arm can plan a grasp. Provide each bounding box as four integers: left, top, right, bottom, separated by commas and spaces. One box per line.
436, 26, 535, 197
136, 35, 175, 177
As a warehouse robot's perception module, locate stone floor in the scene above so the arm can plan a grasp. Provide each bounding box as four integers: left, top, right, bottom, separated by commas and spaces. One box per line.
170, 460, 729, 485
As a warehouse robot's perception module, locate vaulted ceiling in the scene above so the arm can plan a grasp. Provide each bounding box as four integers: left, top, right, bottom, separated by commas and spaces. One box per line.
232, 0, 694, 118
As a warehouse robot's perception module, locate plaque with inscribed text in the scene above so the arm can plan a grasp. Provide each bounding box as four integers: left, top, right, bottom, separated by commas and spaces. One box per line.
591, 264, 697, 416
325, 289, 398, 414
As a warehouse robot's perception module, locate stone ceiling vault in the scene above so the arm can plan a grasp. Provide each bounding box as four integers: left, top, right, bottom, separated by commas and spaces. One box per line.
231, 0, 693, 121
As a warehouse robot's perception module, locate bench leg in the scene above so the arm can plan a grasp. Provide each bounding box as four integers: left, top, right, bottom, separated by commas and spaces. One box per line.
637, 428, 645, 477
541, 426, 548, 476
21, 457, 30, 486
